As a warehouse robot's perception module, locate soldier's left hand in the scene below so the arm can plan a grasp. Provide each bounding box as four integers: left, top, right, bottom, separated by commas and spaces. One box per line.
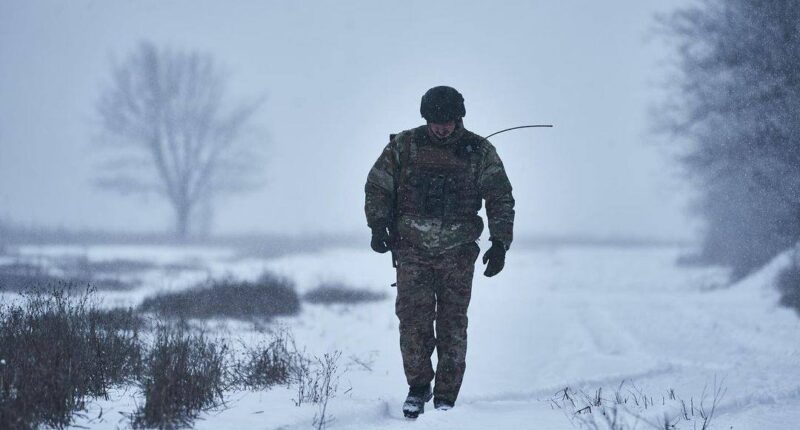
370, 226, 392, 253
482, 240, 506, 277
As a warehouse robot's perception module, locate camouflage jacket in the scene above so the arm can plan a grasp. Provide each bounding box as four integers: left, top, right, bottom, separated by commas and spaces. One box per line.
364, 124, 515, 253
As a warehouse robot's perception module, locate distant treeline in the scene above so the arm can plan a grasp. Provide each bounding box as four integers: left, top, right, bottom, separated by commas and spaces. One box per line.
662, 0, 800, 279
0, 221, 690, 252
0, 222, 358, 257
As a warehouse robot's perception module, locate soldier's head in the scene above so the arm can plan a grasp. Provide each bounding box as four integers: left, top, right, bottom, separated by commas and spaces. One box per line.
420, 86, 465, 139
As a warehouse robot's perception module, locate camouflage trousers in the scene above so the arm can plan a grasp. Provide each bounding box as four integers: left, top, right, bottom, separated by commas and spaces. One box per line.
394, 242, 480, 404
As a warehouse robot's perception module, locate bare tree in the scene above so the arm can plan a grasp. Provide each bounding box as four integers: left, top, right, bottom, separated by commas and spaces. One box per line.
95, 41, 264, 239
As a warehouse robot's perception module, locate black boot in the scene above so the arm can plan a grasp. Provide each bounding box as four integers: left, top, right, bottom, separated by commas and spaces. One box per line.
434, 397, 455, 411
402, 384, 433, 419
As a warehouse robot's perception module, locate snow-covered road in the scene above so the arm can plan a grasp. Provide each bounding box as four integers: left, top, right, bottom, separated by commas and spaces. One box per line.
67, 244, 799, 429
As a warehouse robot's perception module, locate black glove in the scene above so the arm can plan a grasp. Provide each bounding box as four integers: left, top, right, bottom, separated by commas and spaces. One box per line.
482, 240, 506, 277
370, 226, 391, 254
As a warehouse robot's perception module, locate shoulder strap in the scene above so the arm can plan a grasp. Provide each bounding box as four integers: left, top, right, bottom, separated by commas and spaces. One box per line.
390, 130, 418, 169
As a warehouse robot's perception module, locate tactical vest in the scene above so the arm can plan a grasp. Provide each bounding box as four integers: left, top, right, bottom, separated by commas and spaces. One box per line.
396, 127, 482, 221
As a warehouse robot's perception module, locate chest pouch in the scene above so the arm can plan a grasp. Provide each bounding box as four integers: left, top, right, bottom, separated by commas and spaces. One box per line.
400, 164, 480, 219
396, 131, 482, 220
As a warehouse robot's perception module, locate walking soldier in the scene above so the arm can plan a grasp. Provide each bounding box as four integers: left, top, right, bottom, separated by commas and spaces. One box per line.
364, 86, 515, 418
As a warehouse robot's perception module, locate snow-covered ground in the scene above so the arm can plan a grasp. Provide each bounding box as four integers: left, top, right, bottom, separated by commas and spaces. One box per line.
9, 244, 799, 429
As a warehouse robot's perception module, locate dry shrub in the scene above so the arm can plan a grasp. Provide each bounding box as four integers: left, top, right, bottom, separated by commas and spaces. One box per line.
139, 272, 300, 320
304, 282, 386, 305
0, 284, 142, 429
132, 323, 226, 429
233, 328, 300, 390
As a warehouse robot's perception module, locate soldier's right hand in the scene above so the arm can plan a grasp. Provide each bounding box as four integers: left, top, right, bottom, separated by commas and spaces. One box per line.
370, 227, 392, 253
482, 240, 507, 277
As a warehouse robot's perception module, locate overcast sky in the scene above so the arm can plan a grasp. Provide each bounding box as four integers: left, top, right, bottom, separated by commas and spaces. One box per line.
0, 0, 696, 241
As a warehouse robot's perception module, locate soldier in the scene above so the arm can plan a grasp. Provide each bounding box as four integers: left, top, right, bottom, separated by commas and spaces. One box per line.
364, 86, 515, 418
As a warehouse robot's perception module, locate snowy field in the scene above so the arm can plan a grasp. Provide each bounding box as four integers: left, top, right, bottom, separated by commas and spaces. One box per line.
8, 243, 800, 429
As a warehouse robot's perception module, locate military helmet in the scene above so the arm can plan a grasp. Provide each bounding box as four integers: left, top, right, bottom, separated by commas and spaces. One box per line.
420, 86, 466, 123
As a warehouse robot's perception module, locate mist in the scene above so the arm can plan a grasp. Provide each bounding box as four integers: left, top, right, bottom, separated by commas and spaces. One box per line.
2, 2, 800, 429
0, 0, 693, 241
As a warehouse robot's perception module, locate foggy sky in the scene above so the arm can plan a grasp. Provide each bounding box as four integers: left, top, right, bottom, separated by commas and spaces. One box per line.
0, 0, 696, 241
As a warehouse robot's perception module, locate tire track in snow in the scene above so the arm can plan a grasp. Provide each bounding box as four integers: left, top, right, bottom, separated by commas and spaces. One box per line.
459, 362, 680, 406
715, 385, 800, 416
574, 298, 647, 359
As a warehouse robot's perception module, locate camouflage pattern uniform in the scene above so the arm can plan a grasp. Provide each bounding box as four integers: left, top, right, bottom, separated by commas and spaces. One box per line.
364, 122, 515, 404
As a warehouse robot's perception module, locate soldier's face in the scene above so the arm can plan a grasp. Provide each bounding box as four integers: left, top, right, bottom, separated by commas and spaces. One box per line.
428, 120, 456, 139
